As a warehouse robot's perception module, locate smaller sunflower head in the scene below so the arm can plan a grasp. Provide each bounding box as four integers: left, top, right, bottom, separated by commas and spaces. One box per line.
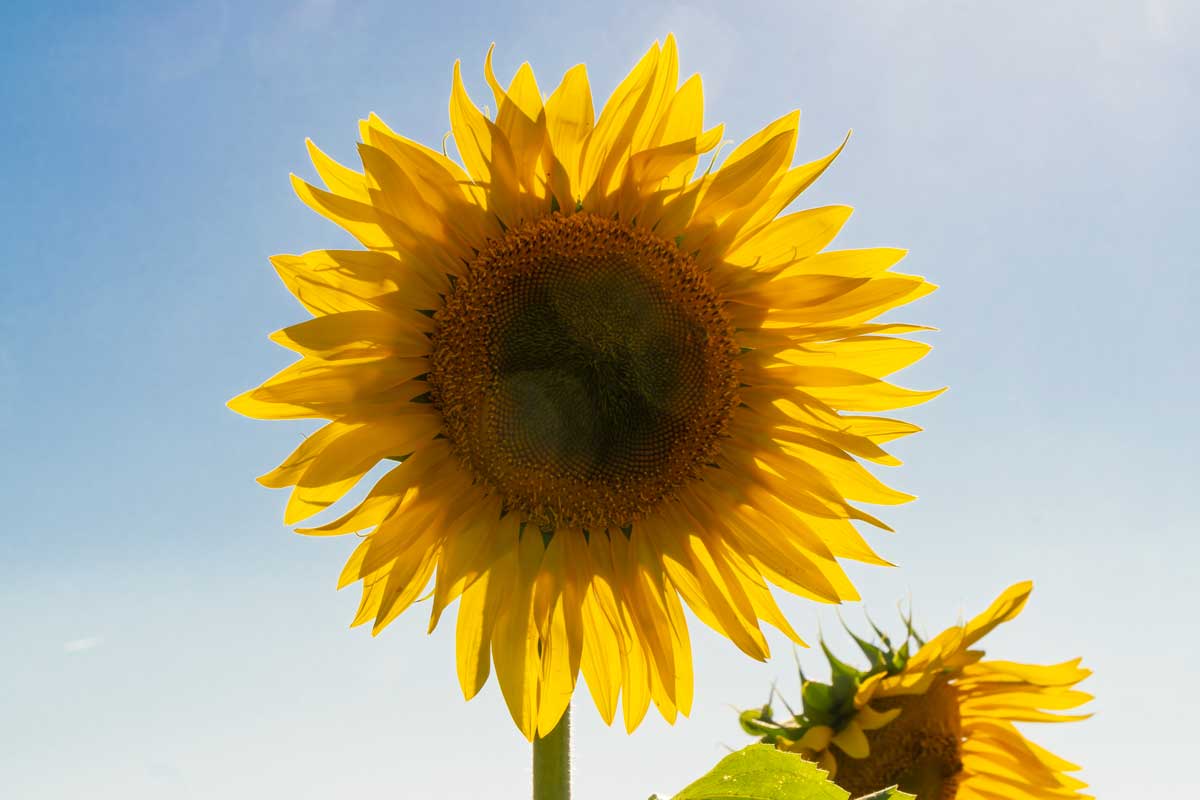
740, 582, 1093, 800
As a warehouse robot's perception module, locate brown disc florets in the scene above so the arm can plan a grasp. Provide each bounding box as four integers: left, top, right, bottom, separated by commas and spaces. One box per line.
835, 679, 965, 800
429, 212, 739, 531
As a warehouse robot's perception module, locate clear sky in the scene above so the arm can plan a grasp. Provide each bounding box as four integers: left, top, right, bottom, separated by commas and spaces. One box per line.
1, 0, 1196, 797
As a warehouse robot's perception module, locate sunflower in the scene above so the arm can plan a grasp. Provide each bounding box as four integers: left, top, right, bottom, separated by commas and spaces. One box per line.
230, 36, 938, 740
740, 582, 1093, 799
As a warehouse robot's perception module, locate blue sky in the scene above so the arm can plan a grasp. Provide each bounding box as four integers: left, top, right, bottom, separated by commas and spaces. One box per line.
1, 0, 1196, 796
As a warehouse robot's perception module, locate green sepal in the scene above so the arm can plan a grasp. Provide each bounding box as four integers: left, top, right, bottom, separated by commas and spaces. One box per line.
821, 638, 864, 697
739, 707, 783, 738
800, 680, 835, 724
841, 617, 888, 674
846, 611, 916, 676
864, 612, 893, 651
900, 604, 925, 648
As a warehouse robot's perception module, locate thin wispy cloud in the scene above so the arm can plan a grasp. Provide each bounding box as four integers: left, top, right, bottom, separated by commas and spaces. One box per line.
63, 636, 104, 654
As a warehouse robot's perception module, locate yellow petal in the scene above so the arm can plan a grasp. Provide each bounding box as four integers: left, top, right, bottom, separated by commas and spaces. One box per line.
535, 536, 578, 737
723, 133, 850, 254
491, 530, 545, 740
763, 274, 936, 325
294, 458, 419, 536
831, 720, 870, 759
484, 46, 542, 119
704, 493, 844, 604
343, 474, 468, 585
725, 274, 867, 309
290, 175, 460, 275
691, 128, 794, 225
962, 581, 1034, 648
579, 41, 662, 204
661, 574, 694, 716
856, 703, 902, 730
798, 725, 834, 750
625, 128, 723, 194
484, 47, 549, 198
227, 390, 326, 422
650, 73, 705, 157
449, 60, 523, 223
618, 606, 653, 733
720, 110, 799, 180
841, 415, 923, 445
595, 34, 679, 204
323, 442, 454, 574
854, 672, 885, 707
683, 530, 769, 659
803, 376, 945, 413
576, 535, 622, 725
359, 113, 498, 242
257, 419, 354, 488
449, 59, 499, 185
306, 138, 370, 203
959, 658, 1091, 688
269, 309, 431, 359
726, 205, 855, 270
357, 143, 477, 255
280, 415, 441, 524
777, 247, 908, 280
544, 64, 594, 202
779, 336, 932, 380
427, 494, 509, 631
245, 354, 429, 410
613, 532, 680, 715
268, 249, 446, 318
631, 531, 692, 719
370, 536, 440, 633
455, 553, 510, 700
771, 432, 915, 506
967, 720, 1085, 777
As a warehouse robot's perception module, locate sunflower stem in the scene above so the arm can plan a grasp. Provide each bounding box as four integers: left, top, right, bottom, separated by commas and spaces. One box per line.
532, 705, 571, 800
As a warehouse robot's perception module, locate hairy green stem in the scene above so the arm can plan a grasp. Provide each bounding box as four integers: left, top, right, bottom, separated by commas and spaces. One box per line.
532, 705, 571, 800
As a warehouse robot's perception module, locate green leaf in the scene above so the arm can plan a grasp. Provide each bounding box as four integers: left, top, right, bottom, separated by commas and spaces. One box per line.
852, 788, 915, 800
670, 745, 849, 800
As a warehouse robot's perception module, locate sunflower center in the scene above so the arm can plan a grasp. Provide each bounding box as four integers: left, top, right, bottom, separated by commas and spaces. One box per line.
835, 680, 964, 800
430, 213, 739, 530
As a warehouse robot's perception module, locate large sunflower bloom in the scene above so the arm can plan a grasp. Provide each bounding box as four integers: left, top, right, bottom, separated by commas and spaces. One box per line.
231, 36, 938, 740
741, 582, 1092, 799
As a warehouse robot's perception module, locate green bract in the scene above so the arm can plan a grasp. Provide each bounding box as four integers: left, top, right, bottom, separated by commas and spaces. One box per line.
741, 613, 922, 747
